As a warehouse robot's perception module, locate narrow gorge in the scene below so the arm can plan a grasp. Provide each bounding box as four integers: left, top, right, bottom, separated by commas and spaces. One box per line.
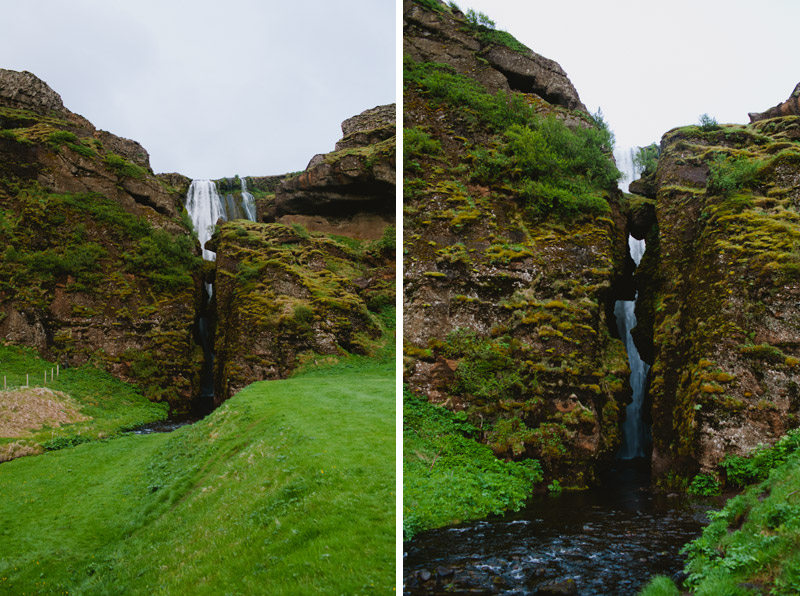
403, 0, 800, 593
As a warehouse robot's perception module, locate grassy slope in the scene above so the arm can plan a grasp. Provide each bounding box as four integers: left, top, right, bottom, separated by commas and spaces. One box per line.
639, 431, 800, 596
0, 344, 167, 457
0, 360, 394, 595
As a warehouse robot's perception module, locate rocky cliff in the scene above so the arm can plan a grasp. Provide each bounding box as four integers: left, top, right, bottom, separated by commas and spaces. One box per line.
631, 96, 800, 488
207, 109, 396, 403
403, 0, 631, 485
0, 69, 202, 412
267, 103, 395, 241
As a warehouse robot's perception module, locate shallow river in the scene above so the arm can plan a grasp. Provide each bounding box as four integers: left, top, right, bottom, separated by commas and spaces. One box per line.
403, 461, 721, 595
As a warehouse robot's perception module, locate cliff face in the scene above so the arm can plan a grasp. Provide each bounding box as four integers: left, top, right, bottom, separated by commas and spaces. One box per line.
403, 0, 630, 485
635, 102, 800, 486
268, 103, 395, 241
0, 69, 202, 411
209, 108, 396, 403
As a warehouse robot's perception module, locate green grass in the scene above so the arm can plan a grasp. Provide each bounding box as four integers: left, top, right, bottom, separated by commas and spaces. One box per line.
638, 430, 800, 595
0, 344, 167, 455
0, 359, 394, 595
403, 389, 542, 539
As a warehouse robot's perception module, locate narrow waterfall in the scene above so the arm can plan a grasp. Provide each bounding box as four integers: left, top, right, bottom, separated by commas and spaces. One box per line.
184, 178, 258, 410
613, 147, 641, 194
615, 236, 650, 459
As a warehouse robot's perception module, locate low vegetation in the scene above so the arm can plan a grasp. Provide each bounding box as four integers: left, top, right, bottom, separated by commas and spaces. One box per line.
0, 358, 394, 595
0, 343, 167, 461
403, 388, 542, 539
640, 430, 800, 595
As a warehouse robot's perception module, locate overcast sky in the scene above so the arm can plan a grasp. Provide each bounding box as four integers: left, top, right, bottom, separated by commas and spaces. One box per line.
459, 0, 800, 165
1, 0, 395, 179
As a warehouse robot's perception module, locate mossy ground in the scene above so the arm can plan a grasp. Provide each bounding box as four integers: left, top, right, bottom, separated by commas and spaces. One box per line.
0, 358, 394, 595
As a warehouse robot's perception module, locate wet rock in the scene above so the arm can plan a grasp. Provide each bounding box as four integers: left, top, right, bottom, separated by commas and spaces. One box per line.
418, 569, 432, 582
748, 81, 800, 122
535, 578, 578, 595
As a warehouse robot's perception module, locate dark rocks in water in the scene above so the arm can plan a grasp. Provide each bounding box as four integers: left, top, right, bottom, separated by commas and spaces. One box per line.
536, 578, 578, 595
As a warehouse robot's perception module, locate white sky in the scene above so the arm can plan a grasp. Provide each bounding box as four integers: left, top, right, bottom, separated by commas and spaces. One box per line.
0, 0, 395, 179
458, 0, 800, 156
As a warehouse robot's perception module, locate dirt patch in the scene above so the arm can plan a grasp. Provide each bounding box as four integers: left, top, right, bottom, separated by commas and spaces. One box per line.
0, 387, 91, 438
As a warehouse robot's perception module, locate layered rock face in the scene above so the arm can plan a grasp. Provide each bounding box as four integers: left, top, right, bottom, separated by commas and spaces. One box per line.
632, 108, 800, 486
269, 103, 395, 240
0, 69, 202, 411
403, 0, 630, 485
209, 221, 395, 402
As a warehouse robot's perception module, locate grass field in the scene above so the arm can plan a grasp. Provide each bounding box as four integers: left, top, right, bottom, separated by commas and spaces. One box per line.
0, 359, 395, 595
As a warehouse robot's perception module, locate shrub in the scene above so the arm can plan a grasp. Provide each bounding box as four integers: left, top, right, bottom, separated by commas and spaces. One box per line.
698, 113, 720, 131
404, 127, 442, 159
633, 143, 660, 176
707, 154, 762, 197
104, 153, 148, 179
688, 472, 721, 496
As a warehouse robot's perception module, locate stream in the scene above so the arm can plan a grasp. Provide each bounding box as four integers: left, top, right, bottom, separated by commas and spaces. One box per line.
403, 461, 721, 595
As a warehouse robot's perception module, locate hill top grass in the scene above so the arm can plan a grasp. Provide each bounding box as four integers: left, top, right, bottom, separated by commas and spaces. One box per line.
0, 358, 395, 595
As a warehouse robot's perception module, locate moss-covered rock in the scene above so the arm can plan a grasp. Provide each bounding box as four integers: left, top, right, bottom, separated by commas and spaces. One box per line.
0, 69, 203, 413
641, 115, 800, 488
402, 0, 629, 485
210, 221, 395, 403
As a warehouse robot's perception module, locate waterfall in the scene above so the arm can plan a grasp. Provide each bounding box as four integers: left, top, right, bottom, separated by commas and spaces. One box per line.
614, 147, 641, 194
184, 177, 258, 410
241, 178, 257, 221
185, 178, 258, 263
615, 236, 651, 459
185, 180, 224, 262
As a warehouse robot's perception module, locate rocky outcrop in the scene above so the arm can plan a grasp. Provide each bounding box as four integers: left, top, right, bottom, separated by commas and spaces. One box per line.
403, 0, 586, 113
748, 82, 800, 122
634, 111, 800, 487
271, 104, 395, 239
209, 221, 394, 402
403, 0, 629, 485
0, 68, 202, 412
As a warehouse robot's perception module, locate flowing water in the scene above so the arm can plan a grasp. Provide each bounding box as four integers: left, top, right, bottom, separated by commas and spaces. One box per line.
184, 178, 258, 408
615, 236, 651, 459
403, 153, 710, 594
403, 462, 718, 595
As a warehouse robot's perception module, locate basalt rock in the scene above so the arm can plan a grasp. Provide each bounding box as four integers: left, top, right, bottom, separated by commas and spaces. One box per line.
639, 112, 800, 486
272, 104, 395, 239
403, 0, 629, 485
0, 68, 202, 413
748, 82, 800, 122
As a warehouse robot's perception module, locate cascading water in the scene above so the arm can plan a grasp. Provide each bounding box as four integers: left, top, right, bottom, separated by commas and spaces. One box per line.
614, 147, 643, 194
184, 178, 258, 409
615, 236, 651, 459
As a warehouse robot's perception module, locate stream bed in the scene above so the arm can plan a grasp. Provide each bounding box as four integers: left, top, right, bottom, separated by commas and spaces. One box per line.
403, 462, 722, 595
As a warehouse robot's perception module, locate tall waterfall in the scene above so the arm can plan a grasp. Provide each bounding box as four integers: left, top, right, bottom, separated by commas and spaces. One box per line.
185, 178, 258, 262
615, 236, 650, 459
614, 147, 651, 459
184, 177, 258, 408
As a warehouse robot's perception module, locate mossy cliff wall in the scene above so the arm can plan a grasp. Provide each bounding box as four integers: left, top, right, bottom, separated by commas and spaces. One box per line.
209, 109, 396, 404
0, 69, 202, 413
403, 0, 631, 485
634, 107, 800, 488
